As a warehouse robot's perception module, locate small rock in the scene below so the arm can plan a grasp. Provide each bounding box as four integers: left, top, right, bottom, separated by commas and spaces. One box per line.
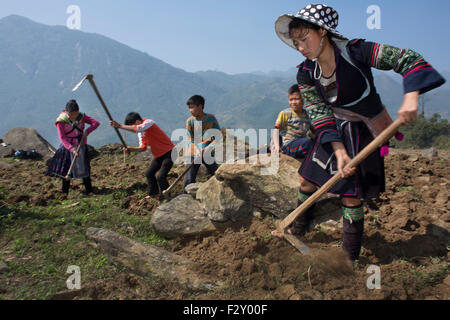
421, 148, 438, 158
184, 182, 204, 196
316, 219, 339, 231
0, 261, 9, 273
151, 195, 216, 238
417, 176, 430, 183
408, 155, 419, 162
252, 211, 263, 219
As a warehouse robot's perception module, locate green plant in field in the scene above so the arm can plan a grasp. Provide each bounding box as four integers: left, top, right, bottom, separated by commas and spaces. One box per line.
138, 233, 167, 246
412, 264, 449, 292
13, 238, 27, 252
397, 186, 423, 202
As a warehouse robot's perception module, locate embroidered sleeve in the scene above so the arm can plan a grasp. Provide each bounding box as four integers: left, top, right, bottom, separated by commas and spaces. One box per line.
297, 67, 342, 144
349, 39, 446, 94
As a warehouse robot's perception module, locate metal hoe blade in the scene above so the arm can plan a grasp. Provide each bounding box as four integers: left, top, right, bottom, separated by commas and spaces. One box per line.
72, 74, 93, 92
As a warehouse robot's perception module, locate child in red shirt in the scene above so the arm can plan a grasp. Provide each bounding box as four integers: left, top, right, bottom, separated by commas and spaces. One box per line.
110, 112, 175, 196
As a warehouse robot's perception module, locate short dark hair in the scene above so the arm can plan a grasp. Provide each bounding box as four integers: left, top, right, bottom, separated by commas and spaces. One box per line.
288, 18, 332, 41
288, 84, 300, 95
187, 95, 205, 109
124, 112, 143, 125
66, 99, 79, 112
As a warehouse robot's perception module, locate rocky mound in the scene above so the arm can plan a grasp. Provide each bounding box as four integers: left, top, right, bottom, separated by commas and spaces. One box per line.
2, 127, 56, 160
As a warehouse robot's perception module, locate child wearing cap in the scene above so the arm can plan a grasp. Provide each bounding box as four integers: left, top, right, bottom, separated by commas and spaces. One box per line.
110, 113, 175, 196
45, 99, 100, 196
271, 84, 313, 159
273, 4, 446, 262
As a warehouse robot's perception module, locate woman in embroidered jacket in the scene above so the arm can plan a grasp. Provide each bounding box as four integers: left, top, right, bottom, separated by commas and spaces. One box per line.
45, 99, 100, 195
274, 4, 445, 261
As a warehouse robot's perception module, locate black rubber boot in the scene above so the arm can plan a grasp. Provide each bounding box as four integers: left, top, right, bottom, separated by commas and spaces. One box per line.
287, 190, 316, 236
62, 179, 70, 194
83, 177, 93, 194
342, 218, 364, 261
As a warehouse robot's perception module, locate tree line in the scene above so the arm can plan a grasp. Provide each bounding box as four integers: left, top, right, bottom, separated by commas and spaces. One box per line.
391, 114, 450, 149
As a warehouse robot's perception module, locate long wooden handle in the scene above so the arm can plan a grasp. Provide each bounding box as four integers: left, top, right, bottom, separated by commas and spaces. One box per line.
163, 140, 215, 196
279, 119, 403, 231
87, 77, 128, 148
65, 133, 86, 179
162, 162, 195, 196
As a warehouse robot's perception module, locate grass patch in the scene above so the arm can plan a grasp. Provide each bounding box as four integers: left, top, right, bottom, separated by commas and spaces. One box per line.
412, 264, 449, 292
0, 187, 165, 299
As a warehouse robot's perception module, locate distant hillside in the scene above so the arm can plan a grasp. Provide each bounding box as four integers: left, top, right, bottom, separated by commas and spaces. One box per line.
0, 15, 224, 147
0, 15, 448, 147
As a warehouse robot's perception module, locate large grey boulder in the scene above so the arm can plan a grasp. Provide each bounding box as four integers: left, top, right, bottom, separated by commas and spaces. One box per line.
0, 144, 15, 158
150, 194, 216, 238
196, 176, 252, 222
152, 153, 342, 238
3, 127, 56, 160
214, 153, 302, 218
86, 228, 221, 291
210, 153, 342, 225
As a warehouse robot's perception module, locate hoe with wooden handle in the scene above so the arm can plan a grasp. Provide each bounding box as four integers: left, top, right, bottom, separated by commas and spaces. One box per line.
54, 132, 86, 181
72, 74, 128, 148
162, 139, 214, 198
162, 162, 195, 197
273, 119, 403, 254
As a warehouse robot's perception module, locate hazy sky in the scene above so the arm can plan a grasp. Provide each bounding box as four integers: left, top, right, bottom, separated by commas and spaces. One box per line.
1, 0, 449, 74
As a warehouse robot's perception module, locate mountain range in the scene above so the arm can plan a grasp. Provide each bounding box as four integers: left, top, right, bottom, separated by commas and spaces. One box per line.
0, 15, 448, 148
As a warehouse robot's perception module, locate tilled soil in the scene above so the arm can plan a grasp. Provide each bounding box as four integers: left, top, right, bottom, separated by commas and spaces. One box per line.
0, 149, 449, 300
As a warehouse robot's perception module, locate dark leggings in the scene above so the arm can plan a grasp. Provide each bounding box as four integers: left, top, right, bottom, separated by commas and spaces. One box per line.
184, 157, 218, 189
146, 150, 174, 195
62, 176, 93, 194
342, 218, 364, 261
